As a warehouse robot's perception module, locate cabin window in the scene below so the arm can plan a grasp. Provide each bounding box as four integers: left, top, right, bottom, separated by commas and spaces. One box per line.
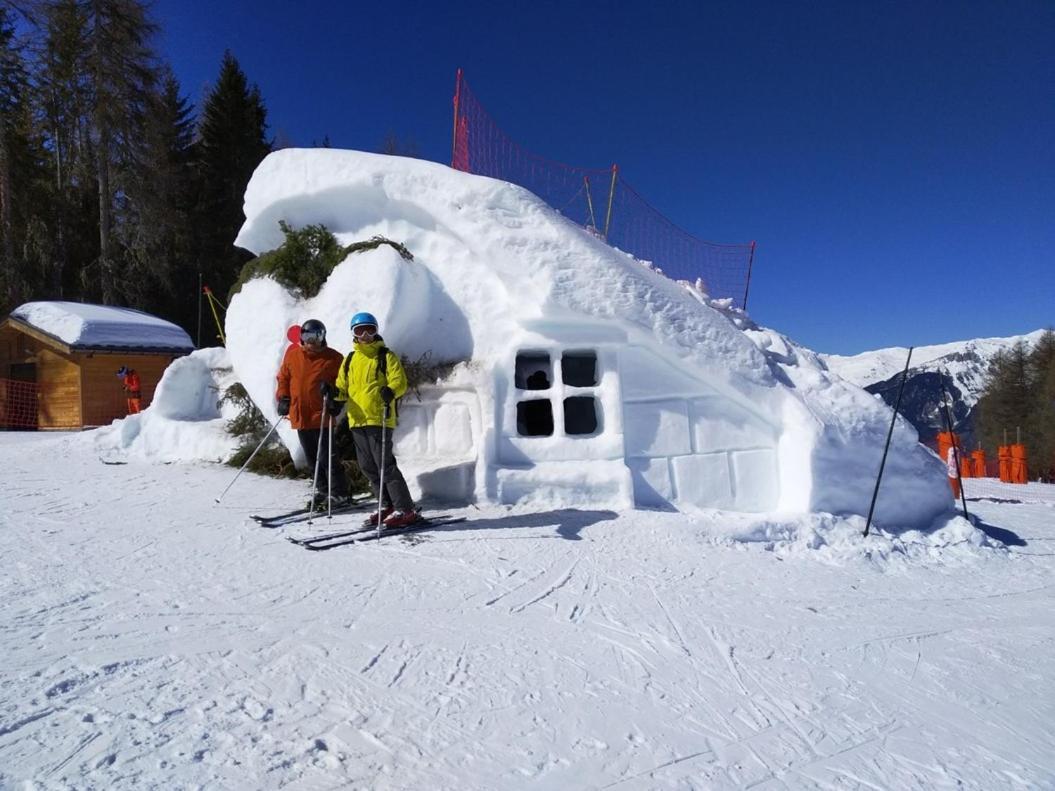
515, 352, 551, 390
517, 399, 553, 436
561, 351, 597, 387
564, 396, 598, 435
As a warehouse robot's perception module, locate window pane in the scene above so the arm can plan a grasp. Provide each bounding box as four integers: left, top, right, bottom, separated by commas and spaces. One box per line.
562, 351, 597, 387
564, 396, 598, 435
517, 399, 554, 436
515, 353, 551, 390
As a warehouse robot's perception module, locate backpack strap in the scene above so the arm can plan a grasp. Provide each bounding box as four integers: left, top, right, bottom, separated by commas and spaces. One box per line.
342, 347, 389, 380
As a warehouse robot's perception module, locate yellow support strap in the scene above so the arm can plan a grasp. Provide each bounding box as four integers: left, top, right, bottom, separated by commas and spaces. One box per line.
203, 286, 227, 346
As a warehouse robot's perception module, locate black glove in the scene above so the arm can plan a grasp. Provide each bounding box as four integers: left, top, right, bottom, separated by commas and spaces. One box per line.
319, 381, 337, 398
276, 396, 290, 417
379, 386, 395, 405
325, 398, 343, 417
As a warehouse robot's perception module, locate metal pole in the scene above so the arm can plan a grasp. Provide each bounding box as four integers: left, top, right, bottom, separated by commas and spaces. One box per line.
326, 410, 334, 520
864, 347, 913, 537
197, 273, 202, 348
939, 368, 970, 520
742, 241, 757, 312
451, 68, 463, 167
603, 164, 619, 239
307, 406, 327, 525
376, 403, 391, 541
215, 416, 283, 503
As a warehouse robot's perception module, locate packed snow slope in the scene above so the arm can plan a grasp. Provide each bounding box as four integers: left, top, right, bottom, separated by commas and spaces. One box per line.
229, 148, 948, 526
1, 433, 1053, 789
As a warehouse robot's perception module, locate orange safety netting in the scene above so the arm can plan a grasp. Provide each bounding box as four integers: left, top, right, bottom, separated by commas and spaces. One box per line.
0, 378, 39, 429
451, 70, 757, 309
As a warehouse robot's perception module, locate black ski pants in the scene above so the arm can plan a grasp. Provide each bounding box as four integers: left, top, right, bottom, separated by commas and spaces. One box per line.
297, 427, 347, 497
351, 426, 414, 511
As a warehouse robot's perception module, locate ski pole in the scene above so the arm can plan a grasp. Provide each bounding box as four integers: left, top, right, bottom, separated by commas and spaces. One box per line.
864, 347, 913, 536
215, 416, 283, 503
376, 403, 390, 541
326, 406, 334, 520
307, 404, 327, 525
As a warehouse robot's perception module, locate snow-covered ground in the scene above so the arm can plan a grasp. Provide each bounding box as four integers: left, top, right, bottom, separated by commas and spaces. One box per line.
2, 432, 1053, 789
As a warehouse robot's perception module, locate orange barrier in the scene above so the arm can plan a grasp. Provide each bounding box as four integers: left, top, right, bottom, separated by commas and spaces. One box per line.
959, 455, 973, 478
1010, 444, 1028, 484
971, 449, 986, 478
998, 445, 1012, 482
937, 432, 959, 463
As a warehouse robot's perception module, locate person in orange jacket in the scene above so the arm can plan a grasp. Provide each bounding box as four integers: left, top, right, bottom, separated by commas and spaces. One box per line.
276, 319, 347, 506
116, 366, 142, 414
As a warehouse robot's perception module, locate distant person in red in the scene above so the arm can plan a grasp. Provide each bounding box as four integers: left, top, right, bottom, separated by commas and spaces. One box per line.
116, 366, 141, 414
276, 319, 347, 508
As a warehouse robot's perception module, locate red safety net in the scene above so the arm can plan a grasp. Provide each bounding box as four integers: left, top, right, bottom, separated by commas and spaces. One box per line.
0, 378, 39, 429
451, 71, 756, 309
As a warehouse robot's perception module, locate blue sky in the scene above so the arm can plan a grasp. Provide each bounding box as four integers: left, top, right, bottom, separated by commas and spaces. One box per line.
153, 0, 1053, 355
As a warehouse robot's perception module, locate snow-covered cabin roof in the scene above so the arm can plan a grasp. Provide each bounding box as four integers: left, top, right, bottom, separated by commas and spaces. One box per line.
8, 302, 194, 353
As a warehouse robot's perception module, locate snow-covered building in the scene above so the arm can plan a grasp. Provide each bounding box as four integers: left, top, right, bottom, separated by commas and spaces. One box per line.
227, 149, 950, 528
0, 302, 194, 429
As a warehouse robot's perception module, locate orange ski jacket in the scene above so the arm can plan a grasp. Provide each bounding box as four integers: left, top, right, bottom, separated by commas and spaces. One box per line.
276, 344, 343, 430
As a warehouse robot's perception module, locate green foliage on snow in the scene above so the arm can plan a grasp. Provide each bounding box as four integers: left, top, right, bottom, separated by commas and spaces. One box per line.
230, 222, 413, 301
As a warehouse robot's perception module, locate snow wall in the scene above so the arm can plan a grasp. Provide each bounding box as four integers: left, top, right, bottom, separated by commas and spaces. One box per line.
226, 148, 950, 529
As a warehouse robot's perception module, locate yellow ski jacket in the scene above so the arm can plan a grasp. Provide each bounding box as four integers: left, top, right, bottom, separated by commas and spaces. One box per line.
335, 339, 407, 429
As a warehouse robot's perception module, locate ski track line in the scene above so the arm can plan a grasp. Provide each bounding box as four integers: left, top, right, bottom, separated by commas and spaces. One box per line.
509, 558, 581, 614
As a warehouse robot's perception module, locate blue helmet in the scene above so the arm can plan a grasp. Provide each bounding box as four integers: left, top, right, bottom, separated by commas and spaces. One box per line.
116, 366, 128, 377
350, 311, 379, 331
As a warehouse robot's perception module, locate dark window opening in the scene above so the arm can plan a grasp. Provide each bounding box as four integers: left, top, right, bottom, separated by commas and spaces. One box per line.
562, 351, 597, 387
515, 353, 552, 390
564, 396, 599, 435
517, 399, 554, 436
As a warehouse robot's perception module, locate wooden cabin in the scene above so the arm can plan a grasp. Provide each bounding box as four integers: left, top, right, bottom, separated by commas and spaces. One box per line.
0, 302, 194, 430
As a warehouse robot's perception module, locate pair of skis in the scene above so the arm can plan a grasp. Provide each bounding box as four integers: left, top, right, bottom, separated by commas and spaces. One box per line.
250, 495, 372, 528
288, 515, 467, 551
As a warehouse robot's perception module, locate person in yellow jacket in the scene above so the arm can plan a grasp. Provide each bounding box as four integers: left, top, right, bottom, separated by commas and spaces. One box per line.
331, 312, 418, 528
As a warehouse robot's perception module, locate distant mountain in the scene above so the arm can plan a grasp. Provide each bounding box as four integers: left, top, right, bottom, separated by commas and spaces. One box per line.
822, 330, 1047, 447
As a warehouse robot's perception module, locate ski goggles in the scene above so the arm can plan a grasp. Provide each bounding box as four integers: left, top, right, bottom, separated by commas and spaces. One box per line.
352, 324, 377, 338
301, 328, 325, 344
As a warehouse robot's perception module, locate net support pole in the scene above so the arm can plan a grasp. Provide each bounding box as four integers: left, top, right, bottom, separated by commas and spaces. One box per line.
451, 68, 463, 167
939, 367, 970, 520
603, 164, 619, 239
864, 346, 913, 537
583, 176, 597, 230
742, 241, 757, 311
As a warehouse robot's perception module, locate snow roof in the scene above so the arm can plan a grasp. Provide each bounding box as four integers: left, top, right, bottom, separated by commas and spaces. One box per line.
8, 301, 194, 353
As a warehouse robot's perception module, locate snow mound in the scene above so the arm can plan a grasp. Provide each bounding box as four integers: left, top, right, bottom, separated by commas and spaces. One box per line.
708, 512, 1003, 568
227, 148, 951, 527
90, 348, 240, 463
11, 301, 194, 350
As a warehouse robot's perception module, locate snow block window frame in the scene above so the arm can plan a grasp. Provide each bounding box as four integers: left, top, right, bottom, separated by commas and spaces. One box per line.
512, 349, 603, 438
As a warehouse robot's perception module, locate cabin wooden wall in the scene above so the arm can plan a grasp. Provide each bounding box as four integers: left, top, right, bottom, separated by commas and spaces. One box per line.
1, 324, 185, 428
78, 353, 178, 427
0, 326, 82, 428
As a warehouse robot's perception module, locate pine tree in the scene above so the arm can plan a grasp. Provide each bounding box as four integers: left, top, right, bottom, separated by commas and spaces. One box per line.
193, 51, 270, 317
118, 69, 196, 328
0, 7, 28, 307
35, 0, 97, 299
83, 0, 159, 304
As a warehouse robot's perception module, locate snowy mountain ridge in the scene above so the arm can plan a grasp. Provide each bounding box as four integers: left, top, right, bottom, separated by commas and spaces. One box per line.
823, 329, 1047, 395
822, 329, 1048, 447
